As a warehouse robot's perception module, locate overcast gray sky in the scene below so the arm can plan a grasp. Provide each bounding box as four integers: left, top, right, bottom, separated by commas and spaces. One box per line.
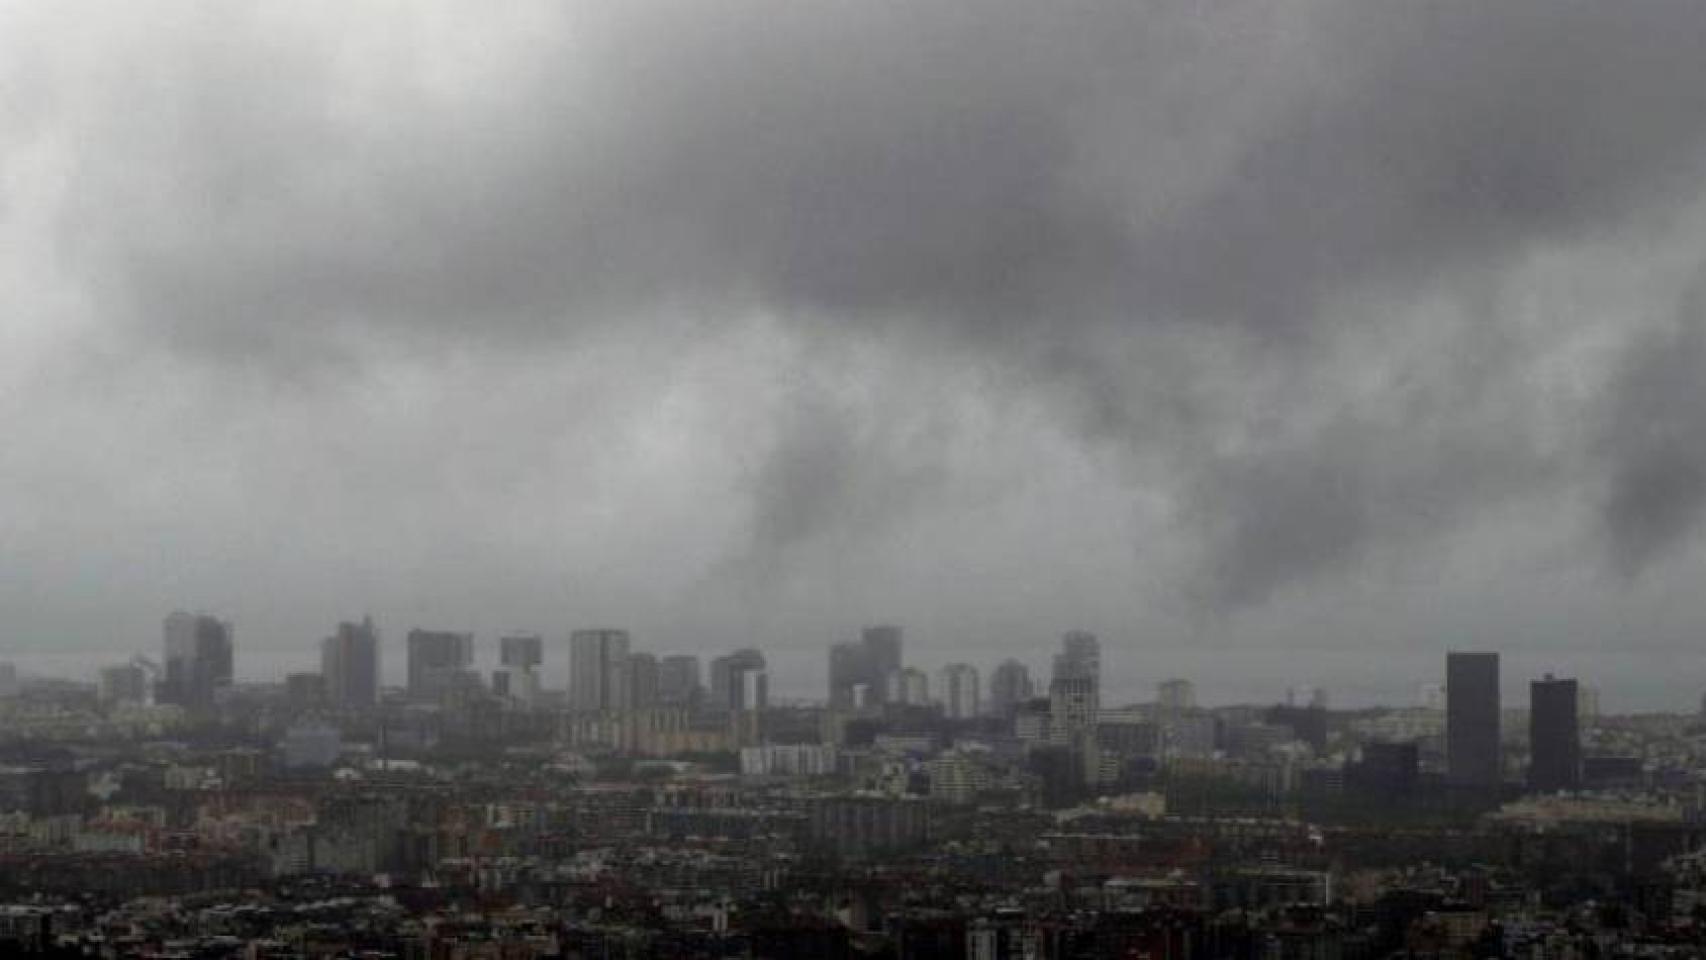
5, 1, 1706, 708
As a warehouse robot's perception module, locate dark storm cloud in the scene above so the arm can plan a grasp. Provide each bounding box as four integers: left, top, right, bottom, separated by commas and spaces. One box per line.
1598, 295, 1706, 576
24, 0, 1706, 618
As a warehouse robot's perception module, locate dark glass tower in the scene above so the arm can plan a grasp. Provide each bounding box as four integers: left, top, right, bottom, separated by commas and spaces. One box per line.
1529, 675, 1580, 793
1446, 651, 1501, 789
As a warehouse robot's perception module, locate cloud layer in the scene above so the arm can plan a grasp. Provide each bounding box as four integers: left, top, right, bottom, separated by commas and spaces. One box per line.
5, 1, 1706, 705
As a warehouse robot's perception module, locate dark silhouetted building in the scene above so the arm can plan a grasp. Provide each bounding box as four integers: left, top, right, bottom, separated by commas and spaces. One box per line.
627, 651, 659, 710
498, 633, 543, 671
1529, 674, 1580, 793
711, 648, 767, 711
829, 626, 904, 707
1447, 651, 1500, 790
659, 654, 702, 705
406, 628, 473, 701
569, 629, 629, 712
321, 616, 379, 707
989, 659, 1034, 719
161, 611, 233, 709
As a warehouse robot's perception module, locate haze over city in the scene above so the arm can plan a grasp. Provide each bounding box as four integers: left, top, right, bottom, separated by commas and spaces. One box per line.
7, 1, 1706, 709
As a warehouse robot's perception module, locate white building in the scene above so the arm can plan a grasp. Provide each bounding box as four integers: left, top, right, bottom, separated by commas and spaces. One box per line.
739, 743, 838, 777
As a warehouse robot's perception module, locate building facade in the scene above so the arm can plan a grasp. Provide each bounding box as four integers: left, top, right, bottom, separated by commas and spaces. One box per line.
1447, 652, 1501, 790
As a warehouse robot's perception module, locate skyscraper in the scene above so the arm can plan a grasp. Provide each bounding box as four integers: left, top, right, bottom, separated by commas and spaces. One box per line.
710, 648, 767, 711
939, 663, 980, 719
1529, 675, 1580, 793
1052, 631, 1101, 716
989, 660, 1033, 718
1056, 631, 1100, 681
406, 629, 473, 701
499, 633, 544, 671
830, 626, 905, 707
863, 626, 903, 684
321, 617, 379, 707
569, 629, 630, 712
1157, 679, 1196, 713
886, 667, 930, 706
1049, 675, 1097, 744
627, 652, 660, 710
829, 640, 870, 708
659, 654, 702, 705
1447, 651, 1501, 790
161, 611, 234, 709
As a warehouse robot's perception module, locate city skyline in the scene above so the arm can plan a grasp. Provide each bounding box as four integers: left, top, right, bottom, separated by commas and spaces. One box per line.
4, 612, 1660, 719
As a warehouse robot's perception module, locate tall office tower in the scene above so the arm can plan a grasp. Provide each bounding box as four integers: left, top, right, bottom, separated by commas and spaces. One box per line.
1157, 679, 1196, 713
939, 663, 981, 719
711, 648, 767, 710
162, 611, 234, 708
1052, 631, 1101, 716
0, 662, 16, 699
859, 627, 900, 702
829, 640, 871, 708
886, 667, 930, 706
1529, 675, 1581, 793
569, 629, 631, 712
627, 652, 660, 710
1446, 652, 1501, 790
99, 663, 149, 704
499, 634, 544, 671
406, 629, 474, 701
741, 668, 769, 713
988, 660, 1034, 718
659, 654, 702, 705
321, 617, 379, 707
1055, 631, 1100, 680
1049, 675, 1098, 743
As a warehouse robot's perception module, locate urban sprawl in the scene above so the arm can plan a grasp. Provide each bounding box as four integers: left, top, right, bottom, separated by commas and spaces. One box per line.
2, 618, 1705, 956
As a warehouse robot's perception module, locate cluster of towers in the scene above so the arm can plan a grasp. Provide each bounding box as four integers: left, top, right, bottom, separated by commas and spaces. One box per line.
1446, 651, 1583, 793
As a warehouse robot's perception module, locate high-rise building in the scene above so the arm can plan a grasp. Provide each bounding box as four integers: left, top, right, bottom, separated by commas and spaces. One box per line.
1049, 675, 1098, 744
1157, 679, 1195, 714
741, 668, 769, 713
406, 629, 474, 701
499, 633, 544, 671
829, 640, 871, 708
321, 617, 379, 707
711, 649, 767, 711
829, 626, 905, 707
0, 662, 15, 699
862, 626, 903, 681
1447, 652, 1501, 790
99, 663, 149, 704
886, 667, 930, 706
569, 629, 630, 712
1529, 675, 1580, 793
659, 654, 702, 705
988, 660, 1033, 719
938, 663, 980, 719
161, 611, 234, 708
1052, 631, 1101, 717
628, 652, 660, 710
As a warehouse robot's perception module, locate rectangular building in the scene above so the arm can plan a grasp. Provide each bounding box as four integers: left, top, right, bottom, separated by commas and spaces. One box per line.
1529, 675, 1580, 793
569, 629, 630, 712
321, 617, 379, 707
1447, 651, 1501, 789
406, 629, 473, 701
